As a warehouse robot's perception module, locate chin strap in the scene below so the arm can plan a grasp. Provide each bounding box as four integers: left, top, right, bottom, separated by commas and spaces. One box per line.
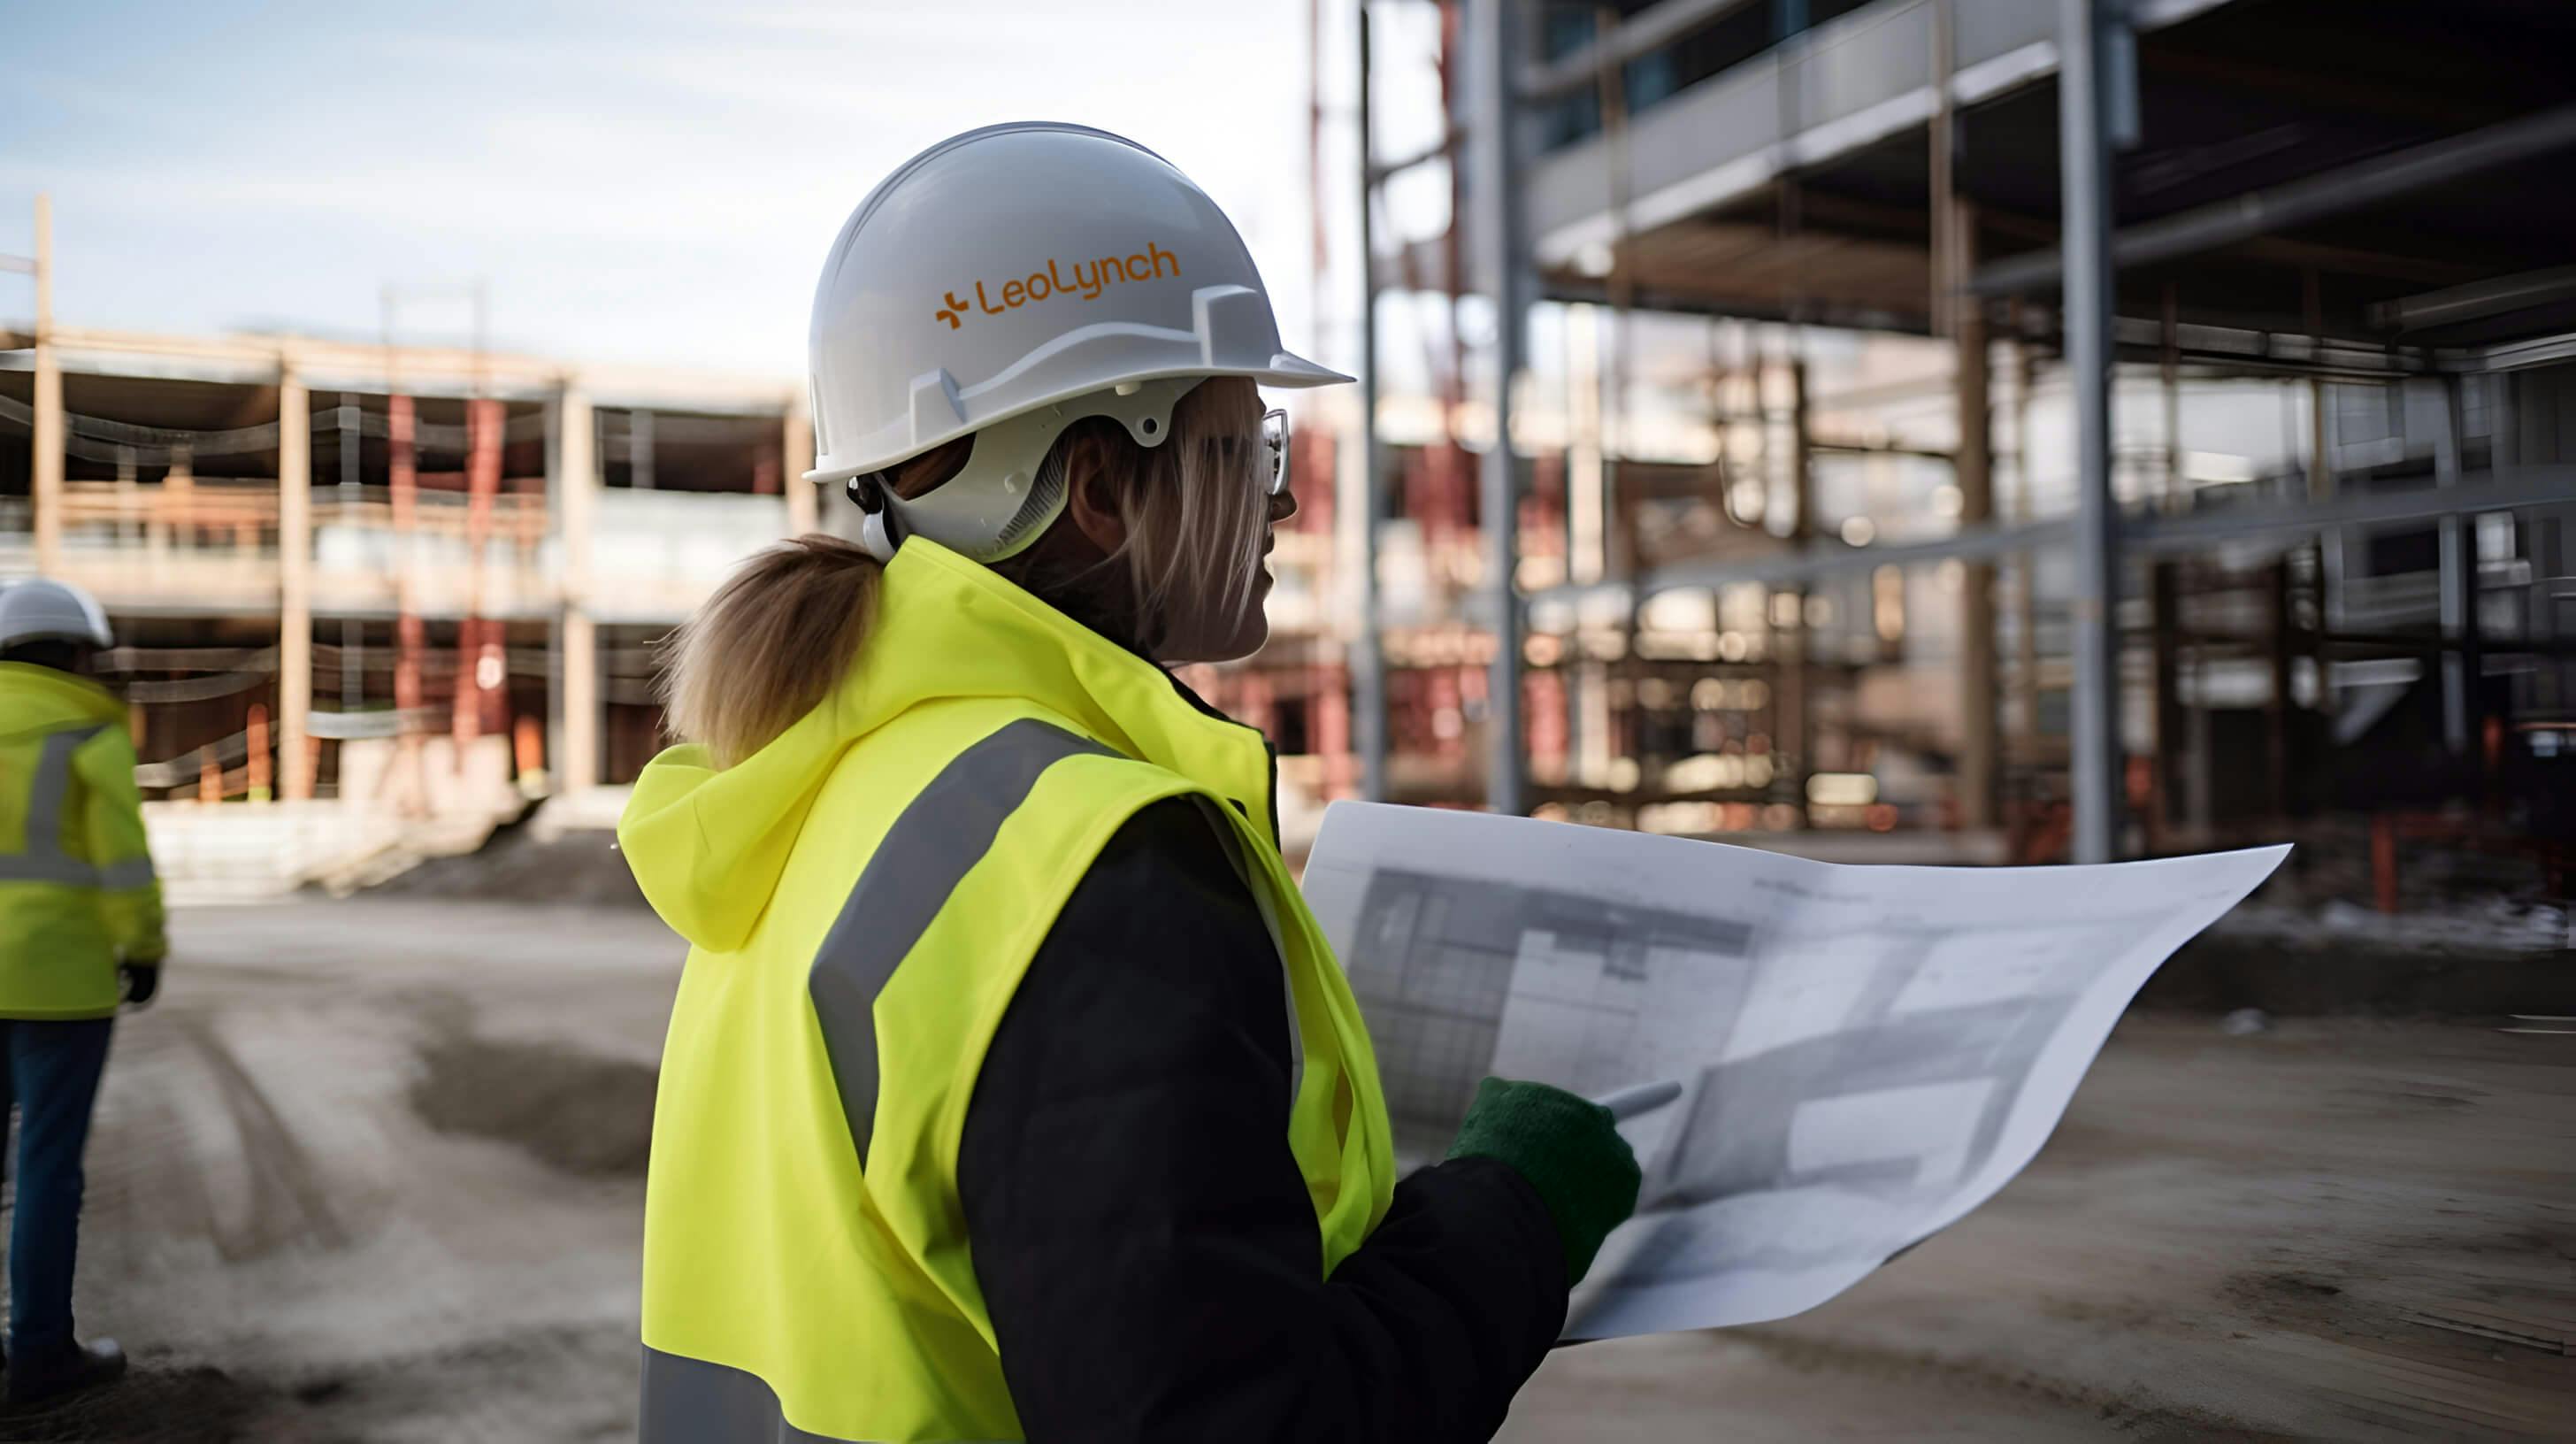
848, 474, 901, 563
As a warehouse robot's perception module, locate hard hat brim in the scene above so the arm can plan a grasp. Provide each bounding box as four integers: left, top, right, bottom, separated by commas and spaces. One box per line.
804, 349, 1353, 488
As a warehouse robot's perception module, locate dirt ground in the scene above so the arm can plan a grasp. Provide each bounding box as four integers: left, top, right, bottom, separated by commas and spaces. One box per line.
3, 897, 2568, 1441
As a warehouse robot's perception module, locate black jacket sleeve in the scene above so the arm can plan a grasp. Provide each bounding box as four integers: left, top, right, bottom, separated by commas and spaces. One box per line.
958, 798, 1566, 1443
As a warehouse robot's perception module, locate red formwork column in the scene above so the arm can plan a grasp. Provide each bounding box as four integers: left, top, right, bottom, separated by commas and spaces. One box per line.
1238, 670, 1276, 740
456, 397, 504, 755
1430, 666, 1465, 763
1526, 669, 1567, 784
1315, 664, 1353, 798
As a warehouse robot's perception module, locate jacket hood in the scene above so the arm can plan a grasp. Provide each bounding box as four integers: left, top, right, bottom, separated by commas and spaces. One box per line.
618, 540, 1272, 953
0, 663, 126, 736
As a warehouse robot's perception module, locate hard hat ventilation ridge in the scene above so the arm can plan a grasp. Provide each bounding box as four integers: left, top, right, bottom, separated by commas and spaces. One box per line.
993, 449, 1070, 556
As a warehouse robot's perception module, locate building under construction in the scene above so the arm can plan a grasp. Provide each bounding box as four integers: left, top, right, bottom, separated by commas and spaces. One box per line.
0, 225, 833, 889
0, 210, 1368, 887
5, 0, 2574, 904
1321, 0, 2574, 895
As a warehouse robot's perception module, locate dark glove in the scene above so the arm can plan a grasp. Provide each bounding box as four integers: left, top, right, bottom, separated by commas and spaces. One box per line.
120, 964, 161, 1009
1445, 1077, 1641, 1287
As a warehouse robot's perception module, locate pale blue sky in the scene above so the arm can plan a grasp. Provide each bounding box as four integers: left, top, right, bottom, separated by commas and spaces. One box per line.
1, 0, 1393, 380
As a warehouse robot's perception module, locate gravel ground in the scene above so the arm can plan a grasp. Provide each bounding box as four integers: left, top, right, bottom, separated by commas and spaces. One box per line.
3, 898, 2567, 1441
3, 901, 674, 1443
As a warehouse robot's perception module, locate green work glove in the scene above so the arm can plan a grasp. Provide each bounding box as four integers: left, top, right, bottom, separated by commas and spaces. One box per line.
1444, 1077, 1642, 1287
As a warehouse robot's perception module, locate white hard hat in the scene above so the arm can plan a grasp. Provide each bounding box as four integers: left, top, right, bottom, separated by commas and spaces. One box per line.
0, 579, 112, 651
806, 121, 1351, 562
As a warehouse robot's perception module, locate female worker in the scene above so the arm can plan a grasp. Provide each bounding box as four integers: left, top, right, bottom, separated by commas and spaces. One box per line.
620, 122, 1640, 1444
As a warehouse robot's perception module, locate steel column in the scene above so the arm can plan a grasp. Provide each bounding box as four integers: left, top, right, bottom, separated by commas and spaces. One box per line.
1949, 193, 1999, 831
340, 394, 364, 710
1782, 348, 1813, 815
1355, 2, 1389, 803
556, 386, 601, 795
1468, 0, 1525, 815
2059, 0, 2121, 862
2434, 376, 2475, 755
2148, 561, 2180, 848
2012, 335, 2043, 753
29, 196, 60, 577
388, 393, 426, 810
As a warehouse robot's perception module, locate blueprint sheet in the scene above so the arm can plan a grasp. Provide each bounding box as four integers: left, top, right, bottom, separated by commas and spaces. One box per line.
1301, 803, 2289, 1340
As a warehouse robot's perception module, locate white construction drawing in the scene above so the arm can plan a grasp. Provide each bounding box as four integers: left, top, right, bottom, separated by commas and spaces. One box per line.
1301, 803, 2289, 1340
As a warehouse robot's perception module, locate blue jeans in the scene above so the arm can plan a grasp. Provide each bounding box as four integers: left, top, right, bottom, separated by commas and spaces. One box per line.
0, 1017, 113, 1361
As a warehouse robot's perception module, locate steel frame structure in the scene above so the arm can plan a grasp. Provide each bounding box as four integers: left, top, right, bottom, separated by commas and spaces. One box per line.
1352, 0, 2576, 858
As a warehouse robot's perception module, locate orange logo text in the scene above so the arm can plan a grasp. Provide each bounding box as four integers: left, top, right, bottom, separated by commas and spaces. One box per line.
934, 243, 1180, 329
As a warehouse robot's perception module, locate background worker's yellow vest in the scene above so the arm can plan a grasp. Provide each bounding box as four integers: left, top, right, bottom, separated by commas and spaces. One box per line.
0, 662, 165, 1019
623, 542, 1397, 1444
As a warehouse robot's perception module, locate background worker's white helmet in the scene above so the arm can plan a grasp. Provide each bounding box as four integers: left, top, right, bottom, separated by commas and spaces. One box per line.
805, 120, 1351, 563
0, 579, 113, 652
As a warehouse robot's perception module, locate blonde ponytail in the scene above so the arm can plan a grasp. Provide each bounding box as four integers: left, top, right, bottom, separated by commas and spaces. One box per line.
661, 437, 973, 766
656, 534, 881, 770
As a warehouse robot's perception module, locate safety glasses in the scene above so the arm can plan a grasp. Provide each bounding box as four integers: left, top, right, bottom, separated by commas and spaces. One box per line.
1212, 408, 1292, 497
1259, 408, 1290, 496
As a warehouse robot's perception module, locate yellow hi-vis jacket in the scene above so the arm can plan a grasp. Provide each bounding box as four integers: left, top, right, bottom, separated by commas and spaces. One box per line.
0, 662, 165, 1018
618, 540, 1397, 1444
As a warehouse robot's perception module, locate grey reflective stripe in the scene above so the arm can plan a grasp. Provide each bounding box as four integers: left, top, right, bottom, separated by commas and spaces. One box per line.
0, 724, 111, 887
809, 718, 1114, 1168
641, 1345, 1016, 1443
97, 854, 157, 890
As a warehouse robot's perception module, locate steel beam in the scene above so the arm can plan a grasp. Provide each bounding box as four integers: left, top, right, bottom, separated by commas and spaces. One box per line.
1545, 468, 2575, 610
2120, 468, 2576, 555
2368, 264, 2576, 334
1367, 129, 1465, 186
1517, 0, 1760, 104
2060, 0, 2121, 864
1575, 517, 2073, 596
1977, 103, 2576, 297
2456, 332, 2576, 374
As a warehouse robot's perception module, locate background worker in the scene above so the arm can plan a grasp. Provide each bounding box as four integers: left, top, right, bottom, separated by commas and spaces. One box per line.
621, 122, 1641, 1443
0, 579, 163, 1406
